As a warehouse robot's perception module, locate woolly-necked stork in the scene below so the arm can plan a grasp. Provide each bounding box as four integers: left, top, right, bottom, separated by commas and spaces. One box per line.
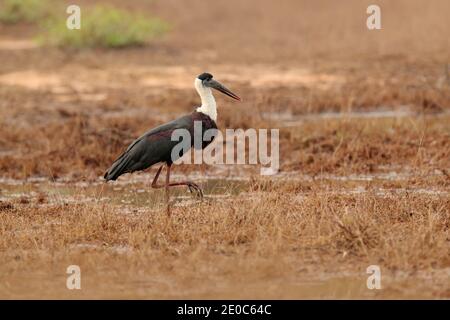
104, 73, 241, 214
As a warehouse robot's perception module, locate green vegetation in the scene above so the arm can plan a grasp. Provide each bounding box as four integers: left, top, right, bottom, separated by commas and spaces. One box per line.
0, 1, 169, 49
40, 6, 169, 48
0, 0, 50, 24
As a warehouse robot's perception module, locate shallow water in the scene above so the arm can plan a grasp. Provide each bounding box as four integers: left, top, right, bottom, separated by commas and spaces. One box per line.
261, 108, 450, 127
0, 178, 249, 207
0, 171, 447, 208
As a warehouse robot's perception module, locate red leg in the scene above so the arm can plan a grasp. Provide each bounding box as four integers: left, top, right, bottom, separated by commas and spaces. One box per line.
151, 165, 164, 188
151, 165, 170, 215
165, 163, 171, 216
166, 180, 203, 198
151, 164, 203, 197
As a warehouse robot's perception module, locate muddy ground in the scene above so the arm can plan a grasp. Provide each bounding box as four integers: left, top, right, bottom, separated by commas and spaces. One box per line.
0, 0, 449, 298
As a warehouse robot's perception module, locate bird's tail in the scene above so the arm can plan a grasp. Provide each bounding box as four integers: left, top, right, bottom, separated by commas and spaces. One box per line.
104, 152, 132, 181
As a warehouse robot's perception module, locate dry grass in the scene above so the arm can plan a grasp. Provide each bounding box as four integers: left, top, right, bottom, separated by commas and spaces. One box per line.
0, 87, 448, 179
0, 0, 449, 299
0, 178, 448, 298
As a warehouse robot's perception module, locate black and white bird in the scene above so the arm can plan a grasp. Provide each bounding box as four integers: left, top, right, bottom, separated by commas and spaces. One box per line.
104, 73, 241, 214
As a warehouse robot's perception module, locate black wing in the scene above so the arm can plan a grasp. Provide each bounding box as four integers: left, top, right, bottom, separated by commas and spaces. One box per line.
104, 114, 193, 181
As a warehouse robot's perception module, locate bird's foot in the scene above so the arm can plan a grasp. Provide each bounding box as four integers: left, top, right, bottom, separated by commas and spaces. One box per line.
187, 182, 204, 199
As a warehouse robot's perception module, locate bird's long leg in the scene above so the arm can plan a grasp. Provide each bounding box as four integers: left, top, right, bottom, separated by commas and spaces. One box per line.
167, 180, 203, 198
165, 163, 171, 216
164, 164, 203, 199
150, 164, 171, 216
151, 163, 203, 204
152, 165, 203, 198
151, 165, 164, 188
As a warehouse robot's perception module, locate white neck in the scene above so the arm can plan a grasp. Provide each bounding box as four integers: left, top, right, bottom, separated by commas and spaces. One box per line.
195, 78, 217, 121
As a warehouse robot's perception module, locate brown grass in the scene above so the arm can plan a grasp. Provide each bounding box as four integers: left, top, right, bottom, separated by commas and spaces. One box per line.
0, 0, 449, 299
0, 178, 448, 298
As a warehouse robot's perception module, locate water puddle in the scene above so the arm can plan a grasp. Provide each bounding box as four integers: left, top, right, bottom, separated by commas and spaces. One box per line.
0, 169, 447, 210
0, 177, 249, 208
263, 107, 450, 127
295, 187, 449, 202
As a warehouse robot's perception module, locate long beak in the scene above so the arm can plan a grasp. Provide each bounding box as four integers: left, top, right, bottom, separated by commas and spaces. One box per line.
206, 79, 241, 101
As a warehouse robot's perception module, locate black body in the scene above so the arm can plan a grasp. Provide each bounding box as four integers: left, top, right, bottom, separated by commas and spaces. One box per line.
104, 111, 217, 181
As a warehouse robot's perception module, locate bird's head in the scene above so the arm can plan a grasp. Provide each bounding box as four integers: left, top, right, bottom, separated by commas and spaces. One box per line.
196, 72, 241, 101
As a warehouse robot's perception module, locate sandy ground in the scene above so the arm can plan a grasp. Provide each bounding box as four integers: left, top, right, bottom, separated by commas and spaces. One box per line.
0, 0, 449, 299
